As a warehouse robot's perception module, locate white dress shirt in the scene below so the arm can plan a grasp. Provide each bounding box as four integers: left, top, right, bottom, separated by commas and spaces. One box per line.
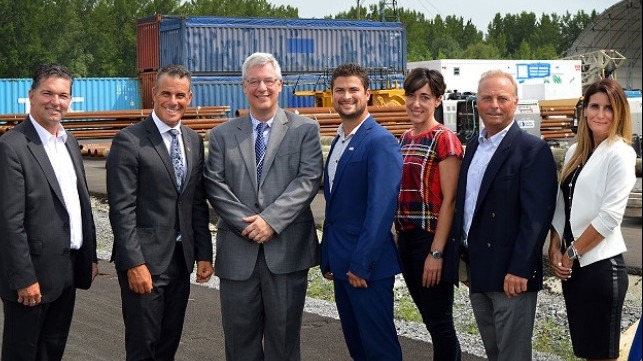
30, 116, 83, 250
152, 111, 186, 161
327, 115, 368, 193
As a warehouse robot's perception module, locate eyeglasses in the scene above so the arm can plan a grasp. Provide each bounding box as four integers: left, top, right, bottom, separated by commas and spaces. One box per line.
245, 78, 279, 88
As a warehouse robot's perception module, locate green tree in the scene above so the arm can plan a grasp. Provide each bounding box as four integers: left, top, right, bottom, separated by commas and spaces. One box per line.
462, 42, 502, 59
0, 0, 609, 78
515, 40, 533, 59
559, 10, 598, 56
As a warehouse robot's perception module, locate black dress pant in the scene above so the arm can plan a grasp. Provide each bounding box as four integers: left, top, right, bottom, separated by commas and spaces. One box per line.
2, 252, 77, 361
118, 243, 190, 361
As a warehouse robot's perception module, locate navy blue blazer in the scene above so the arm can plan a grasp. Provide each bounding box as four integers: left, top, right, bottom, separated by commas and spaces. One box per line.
445, 122, 557, 292
320, 117, 402, 281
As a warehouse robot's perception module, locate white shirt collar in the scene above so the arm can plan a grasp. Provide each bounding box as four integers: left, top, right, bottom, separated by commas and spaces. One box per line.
336, 113, 370, 140
152, 110, 182, 134
478, 120, 514, 146
29, 115, 67, 143
250, 114, 274, 130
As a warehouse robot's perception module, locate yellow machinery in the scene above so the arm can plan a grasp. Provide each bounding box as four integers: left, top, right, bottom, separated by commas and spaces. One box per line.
293, 67, 406, 107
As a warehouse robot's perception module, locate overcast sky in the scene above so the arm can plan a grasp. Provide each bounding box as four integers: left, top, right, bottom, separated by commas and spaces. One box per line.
266, 0, 621, 31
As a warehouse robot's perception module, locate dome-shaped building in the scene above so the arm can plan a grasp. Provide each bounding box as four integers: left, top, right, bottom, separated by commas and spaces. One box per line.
565, 0, 641, 90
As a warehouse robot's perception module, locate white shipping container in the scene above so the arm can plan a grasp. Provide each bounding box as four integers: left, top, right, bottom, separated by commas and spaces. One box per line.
408, 59, 583, 100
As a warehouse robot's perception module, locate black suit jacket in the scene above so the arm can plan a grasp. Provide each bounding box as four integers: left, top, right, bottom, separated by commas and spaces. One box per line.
0, 118, 97, 303
106, 116, 212, 275
445, 122, 558, 292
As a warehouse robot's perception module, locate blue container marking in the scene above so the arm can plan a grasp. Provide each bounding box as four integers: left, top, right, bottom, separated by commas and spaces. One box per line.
287, 38, 314, 54
516, 63, 552, 80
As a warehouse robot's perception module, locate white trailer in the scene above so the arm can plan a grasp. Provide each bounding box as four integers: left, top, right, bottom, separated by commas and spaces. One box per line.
408, 59, 583, 100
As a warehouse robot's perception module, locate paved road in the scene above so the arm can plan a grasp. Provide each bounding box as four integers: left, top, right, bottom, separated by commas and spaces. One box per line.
14, 260, 482, 361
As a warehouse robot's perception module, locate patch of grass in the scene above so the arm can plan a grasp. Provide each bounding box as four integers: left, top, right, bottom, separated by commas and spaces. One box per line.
533, 319, 581, 361
306, 266, 335, 302
393, 294, 422, 323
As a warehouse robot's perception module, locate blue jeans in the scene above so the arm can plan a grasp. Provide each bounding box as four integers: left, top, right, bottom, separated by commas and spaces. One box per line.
398, 228, 461, 361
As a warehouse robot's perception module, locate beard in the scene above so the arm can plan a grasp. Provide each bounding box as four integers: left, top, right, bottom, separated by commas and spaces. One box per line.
336, 103, 367, 121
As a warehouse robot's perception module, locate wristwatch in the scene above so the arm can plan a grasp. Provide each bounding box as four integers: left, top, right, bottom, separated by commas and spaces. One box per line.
566, 243, 580, 260
430, 250, 443, 260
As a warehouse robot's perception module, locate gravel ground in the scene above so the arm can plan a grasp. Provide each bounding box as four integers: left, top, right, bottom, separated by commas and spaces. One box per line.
92, 196, 642, 360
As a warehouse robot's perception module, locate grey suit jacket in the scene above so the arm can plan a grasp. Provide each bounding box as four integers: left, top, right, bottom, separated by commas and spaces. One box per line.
204, 108, 323, 280
106, 116, 212, 275
0, 118, 97, 303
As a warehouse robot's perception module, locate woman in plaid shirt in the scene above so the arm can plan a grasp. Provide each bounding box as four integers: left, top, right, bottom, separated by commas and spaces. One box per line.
395, 68, 464, 361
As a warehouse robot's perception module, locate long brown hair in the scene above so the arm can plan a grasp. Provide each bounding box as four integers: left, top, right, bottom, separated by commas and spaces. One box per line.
560, 78, 632, 181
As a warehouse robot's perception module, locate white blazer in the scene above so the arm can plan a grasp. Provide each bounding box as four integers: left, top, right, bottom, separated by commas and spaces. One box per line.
552, 139, 637, 267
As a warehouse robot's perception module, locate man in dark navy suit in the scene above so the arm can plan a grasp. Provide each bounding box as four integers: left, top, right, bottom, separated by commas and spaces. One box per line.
446, 69, 558, 361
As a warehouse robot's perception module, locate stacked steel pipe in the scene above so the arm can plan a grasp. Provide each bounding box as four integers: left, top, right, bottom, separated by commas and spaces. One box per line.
237, 105, 412, 137
538, 98, 579, 141
0, 106, 230, 139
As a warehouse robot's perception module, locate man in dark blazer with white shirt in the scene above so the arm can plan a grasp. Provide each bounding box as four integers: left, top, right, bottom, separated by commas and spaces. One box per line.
446, 70, 558, 361
0, 64, 98, 361
204, 52, 322, 361
107, 65, 213, 360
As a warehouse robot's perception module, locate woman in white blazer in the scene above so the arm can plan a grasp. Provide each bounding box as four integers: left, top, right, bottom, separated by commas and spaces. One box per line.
549, 78, 637, 361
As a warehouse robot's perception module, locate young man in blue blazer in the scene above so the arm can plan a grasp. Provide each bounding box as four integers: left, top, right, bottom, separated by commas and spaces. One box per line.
321, 63, 403, 361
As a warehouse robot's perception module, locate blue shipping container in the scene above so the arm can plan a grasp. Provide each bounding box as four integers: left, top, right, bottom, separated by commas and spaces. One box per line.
159, 17, 407, 74
190, 73, 404, 116
0, 78, 141, 114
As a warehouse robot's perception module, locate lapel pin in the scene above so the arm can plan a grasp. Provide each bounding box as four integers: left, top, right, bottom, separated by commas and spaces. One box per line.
348, 147, 354, 151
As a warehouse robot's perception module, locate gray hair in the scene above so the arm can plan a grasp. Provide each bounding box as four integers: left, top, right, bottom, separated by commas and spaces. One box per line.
241, 52, 283, 80
478, 69, 518, 96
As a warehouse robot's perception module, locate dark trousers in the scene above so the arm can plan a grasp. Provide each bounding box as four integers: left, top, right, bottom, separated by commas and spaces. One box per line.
2, 252, 77, 361
2, 287, 76, 361
398, 228, 461, 361
117, 243, 190, 361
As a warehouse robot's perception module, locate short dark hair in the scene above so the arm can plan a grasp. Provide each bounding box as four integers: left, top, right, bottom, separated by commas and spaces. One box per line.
403, 68, 446, 98
31, 64, 73, 92
331, 63, 370, 90
155, 64, 192, 89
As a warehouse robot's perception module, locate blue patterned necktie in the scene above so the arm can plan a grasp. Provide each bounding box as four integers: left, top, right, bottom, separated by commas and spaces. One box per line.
168, 129, 185, 190
255, 122, 267, 184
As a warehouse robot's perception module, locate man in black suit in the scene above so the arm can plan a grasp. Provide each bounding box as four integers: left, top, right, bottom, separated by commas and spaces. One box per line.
0, 64, 98, 360
107, 65, 214, 360
446, 70, 558, 361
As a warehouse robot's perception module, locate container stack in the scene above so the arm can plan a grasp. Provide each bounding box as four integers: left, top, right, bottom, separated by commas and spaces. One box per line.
136, 15, 407, 115
0, 78, 141, 114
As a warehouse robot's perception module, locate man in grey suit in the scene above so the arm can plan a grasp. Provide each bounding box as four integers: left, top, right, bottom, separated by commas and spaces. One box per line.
107, 65, 214, 360
204, 52, 323, 361
0, 64, 98, 360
